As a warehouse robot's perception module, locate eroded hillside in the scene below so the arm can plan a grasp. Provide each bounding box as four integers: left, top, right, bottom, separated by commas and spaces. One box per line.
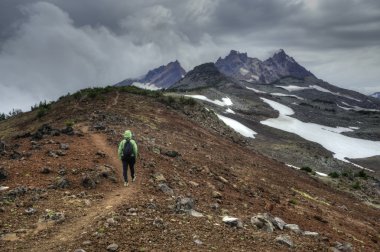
0, 88, 379, 251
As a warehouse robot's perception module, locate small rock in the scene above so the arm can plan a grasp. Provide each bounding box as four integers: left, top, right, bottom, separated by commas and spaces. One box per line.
303, 231, 319, 237
272, 217, 286, 230
212, 191, 222, 199
82, 240, 92, 245
334, 242, 353, 252
106, 217, 117, 225
176, 197, 194, 212
58, 168, 67, 176
55, 177, 70, 189
0, 167, 9, 180
153, 217, 164, 228
188, 209, 204, 218
40, 167, 52, 174
74, 249, 86, 252
152, 173, 166, 182
222, 216, 243, 228
284, 224, 302, 234
84, 199, 91, 206
275, 235, 293, 247
96, 151, 106, 157
211, 203, 220, 210
81, 175, 96, 189
25, 207, 37, 215
218, 176, 228, 183
42, 209, 65, 223
56, 150, 66, 156
194, 239, 203, 245
47, 151, 58, 158
164, 150, 180, 158
0, 207, 5, 212
158, 183, 174, 195
60, 143, 69, 150
106, 243, 119, 251
189, 181, 199, 187
0, 186, 10, 191
152, 147, 161, 154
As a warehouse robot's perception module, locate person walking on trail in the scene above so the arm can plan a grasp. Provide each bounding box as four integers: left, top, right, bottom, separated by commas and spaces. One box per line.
118, 130, 138, 187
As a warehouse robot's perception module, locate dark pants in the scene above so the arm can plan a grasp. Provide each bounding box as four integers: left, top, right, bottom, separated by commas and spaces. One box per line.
122, 156, 135, 182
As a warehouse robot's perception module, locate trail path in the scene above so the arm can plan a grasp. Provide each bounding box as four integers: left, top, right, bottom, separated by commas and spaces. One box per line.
107, 91, 119, 110
29, 126, 140, 251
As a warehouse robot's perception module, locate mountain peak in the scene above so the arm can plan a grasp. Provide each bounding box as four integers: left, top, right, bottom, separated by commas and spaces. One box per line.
115, 60, 186, 89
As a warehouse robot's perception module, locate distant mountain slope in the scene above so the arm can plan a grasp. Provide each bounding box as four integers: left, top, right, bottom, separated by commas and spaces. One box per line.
170, 63, 240, 90
370, 92, 380, 99
215, 49, 314, 83
115, 60, 186, 89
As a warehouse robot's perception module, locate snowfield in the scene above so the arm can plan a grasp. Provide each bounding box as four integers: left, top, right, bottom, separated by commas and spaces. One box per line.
260, 98, 380, 164
217, 114, 257, 138
185, 95, 233, 107
225, 108, 236, 114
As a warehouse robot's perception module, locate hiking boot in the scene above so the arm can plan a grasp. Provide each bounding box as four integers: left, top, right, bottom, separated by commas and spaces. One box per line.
132, 175, 136, 182
124, 182, 129, 187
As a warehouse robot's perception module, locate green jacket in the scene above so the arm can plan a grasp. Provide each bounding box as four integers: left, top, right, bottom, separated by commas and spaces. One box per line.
118, 130, 138, 160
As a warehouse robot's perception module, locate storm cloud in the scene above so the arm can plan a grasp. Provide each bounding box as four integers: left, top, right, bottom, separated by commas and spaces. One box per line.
0, 0, 380, 113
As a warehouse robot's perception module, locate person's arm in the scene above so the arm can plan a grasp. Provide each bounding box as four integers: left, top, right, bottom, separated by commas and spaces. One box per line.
117, 140, 125, 160
131, 140, 138, 158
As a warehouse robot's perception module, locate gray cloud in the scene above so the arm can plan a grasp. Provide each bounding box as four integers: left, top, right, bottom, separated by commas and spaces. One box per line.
0, 0, 379, 113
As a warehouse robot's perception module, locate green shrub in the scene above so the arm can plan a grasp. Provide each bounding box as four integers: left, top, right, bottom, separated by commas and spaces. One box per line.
37, 107, 49, 118
179, 96, 197, 106
300, 166, 313, 173
64, 119, 75, 127
354, 170, 368, 179
288, 199, 297, 205
352, 181, 361, 190
328, 172, 340, 178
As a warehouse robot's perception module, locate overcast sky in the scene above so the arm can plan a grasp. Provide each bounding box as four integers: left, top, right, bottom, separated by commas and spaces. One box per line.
1, 0, 380, 113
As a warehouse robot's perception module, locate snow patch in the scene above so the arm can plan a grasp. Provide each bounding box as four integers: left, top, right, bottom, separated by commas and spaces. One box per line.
217, 114, 257, 138
225, 108, 236, 114
316, 172, 328, 177
246, 86, 267, 94
239, 67, 250, 76
260, 98, 380, 166
185, 95, 233, 107
275, 85, 311, 92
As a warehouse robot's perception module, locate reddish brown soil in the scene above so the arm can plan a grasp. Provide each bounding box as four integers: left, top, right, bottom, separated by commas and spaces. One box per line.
0, 91, 379, 251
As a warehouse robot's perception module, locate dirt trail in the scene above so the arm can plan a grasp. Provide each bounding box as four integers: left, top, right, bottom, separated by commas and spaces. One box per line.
107, 91, 119, 110
29, 127, 140, 252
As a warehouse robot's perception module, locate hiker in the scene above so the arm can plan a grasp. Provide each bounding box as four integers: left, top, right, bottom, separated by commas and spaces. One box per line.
118, 130, 138, 187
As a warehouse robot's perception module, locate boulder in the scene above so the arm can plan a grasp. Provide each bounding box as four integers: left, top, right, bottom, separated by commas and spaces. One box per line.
212, 191, 222, 199
55, 177, 70, 189
81, 175, 96, 189
334, 242, 353, 252
152, 173, 166, 182
272, 217, 286, 230
158, 183, 174, 196
284, 224, 302, 234
176, 197, 194, 212
251, 213, 275, 232
60, 143, 69, 150
222, 216, 243, 228
275, 235, 293, 247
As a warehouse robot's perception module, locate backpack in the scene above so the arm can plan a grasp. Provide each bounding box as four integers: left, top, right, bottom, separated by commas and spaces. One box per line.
122, 140, 133, 160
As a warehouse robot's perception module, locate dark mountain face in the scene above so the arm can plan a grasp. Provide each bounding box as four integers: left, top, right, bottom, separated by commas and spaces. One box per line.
215, 49, 314, 84
170, 63, 240, 90
115, 60, 186, 89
